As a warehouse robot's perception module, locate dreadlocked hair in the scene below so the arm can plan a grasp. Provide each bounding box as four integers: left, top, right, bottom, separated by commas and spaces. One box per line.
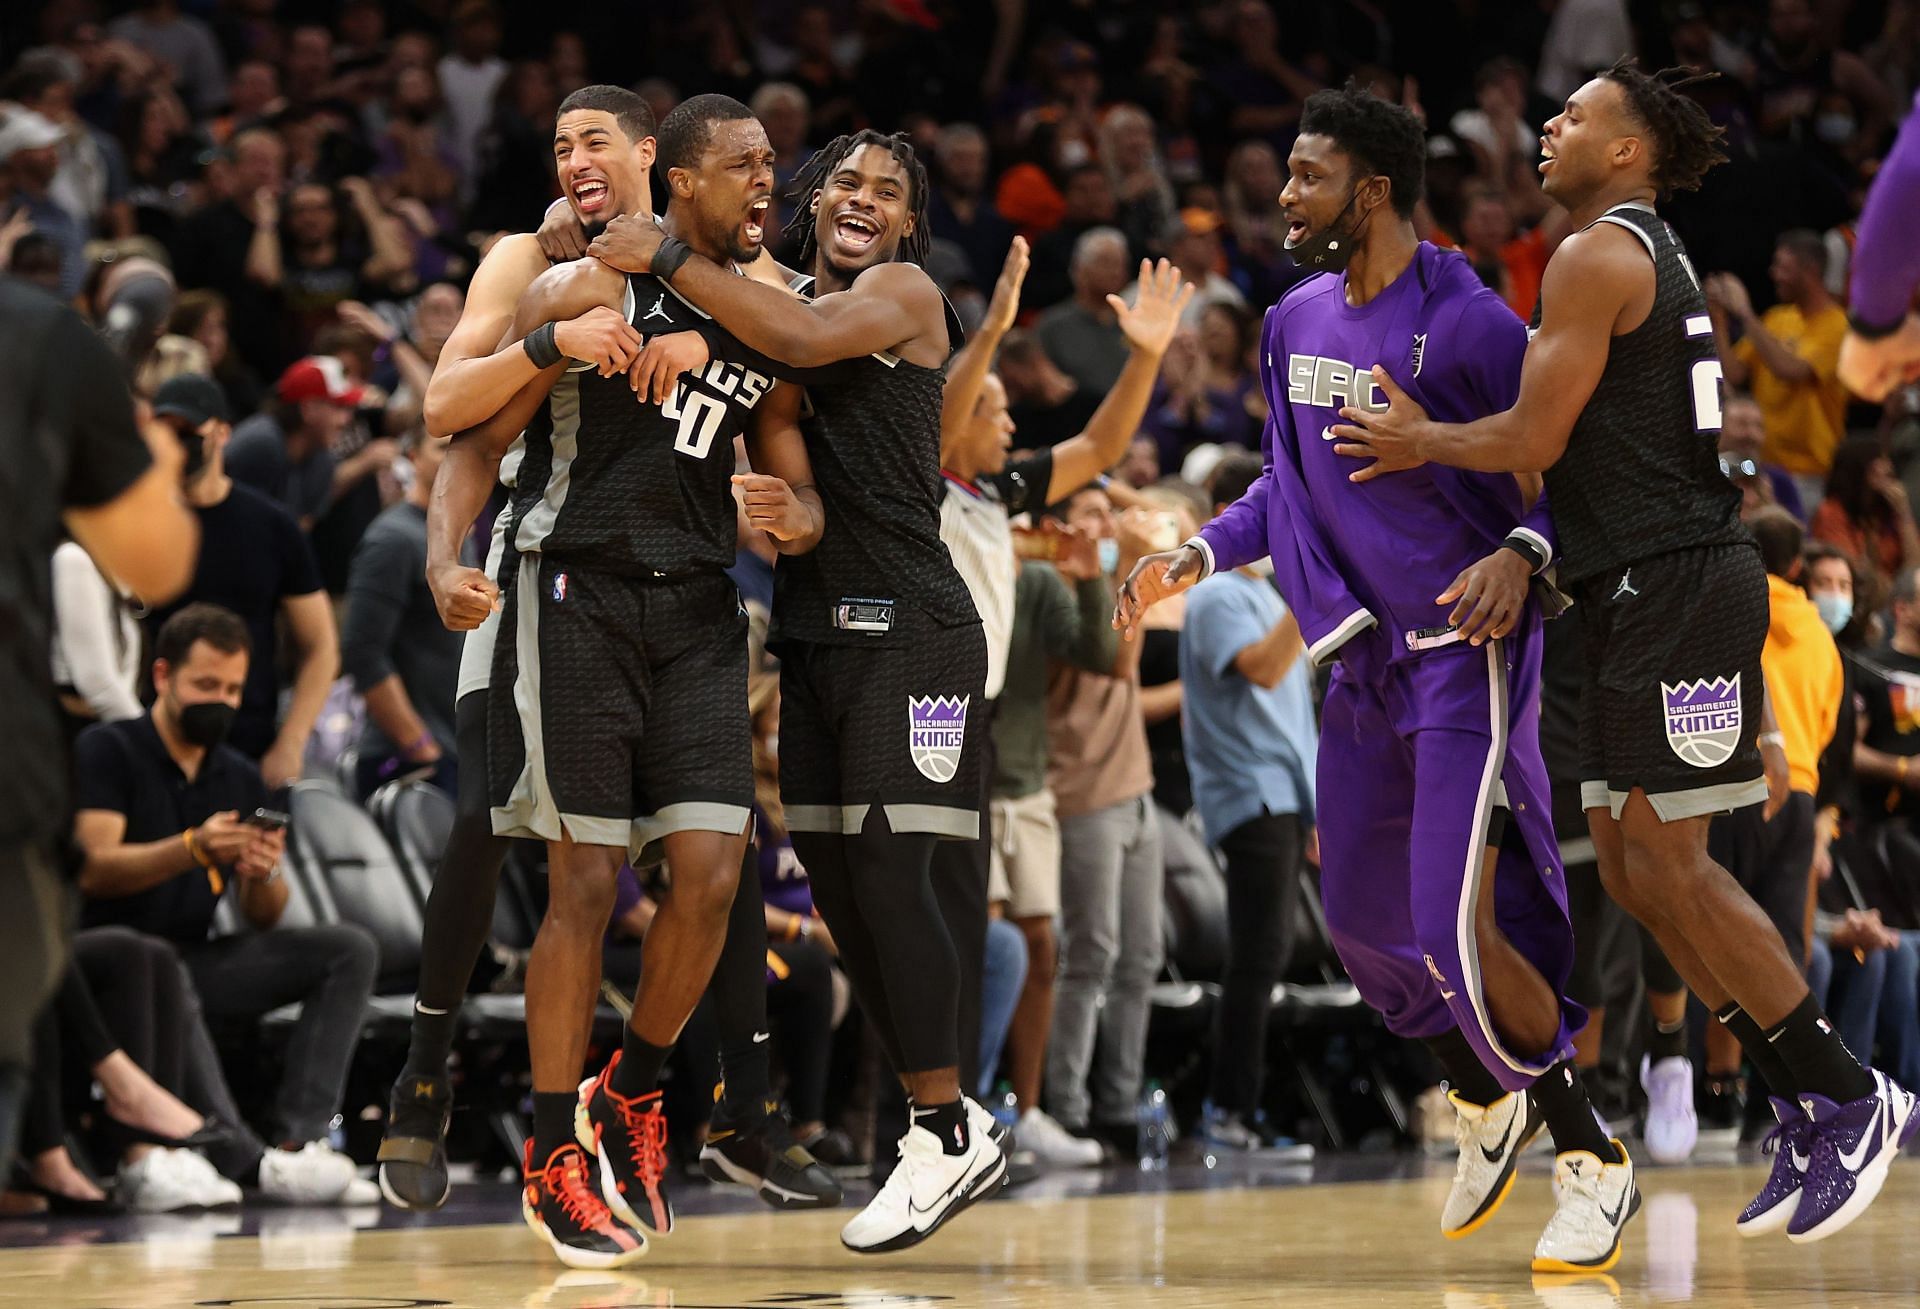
1601, 57, 1728, 196
783, 129, 932, 267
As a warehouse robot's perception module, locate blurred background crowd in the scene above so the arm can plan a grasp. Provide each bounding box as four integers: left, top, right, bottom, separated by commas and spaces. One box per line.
5, 0, 1920, 1216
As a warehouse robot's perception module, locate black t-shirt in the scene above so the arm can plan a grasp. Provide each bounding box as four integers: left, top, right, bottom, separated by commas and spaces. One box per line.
73, 716, 268, 943
1851, 645, 1920, 820
0, 278, 152, 847
148, 483, 325, 760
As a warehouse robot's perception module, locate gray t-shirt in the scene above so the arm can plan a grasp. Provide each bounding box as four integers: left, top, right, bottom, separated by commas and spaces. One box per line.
341, 502, 460, 761
1034, 301, 1130, 395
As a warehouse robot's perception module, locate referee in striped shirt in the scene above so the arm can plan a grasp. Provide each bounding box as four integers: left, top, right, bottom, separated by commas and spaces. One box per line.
933, 236, 1192, 1109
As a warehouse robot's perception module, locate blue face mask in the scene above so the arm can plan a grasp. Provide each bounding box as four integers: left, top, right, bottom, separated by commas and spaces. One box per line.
1098, 538, 1121, 575
1814, 592, 1853, 634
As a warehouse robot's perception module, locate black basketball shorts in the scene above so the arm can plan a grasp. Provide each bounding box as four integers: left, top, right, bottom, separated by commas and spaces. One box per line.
487, 555, 752, 856
1576, 542, 1769, 823
778, 622, 988, 841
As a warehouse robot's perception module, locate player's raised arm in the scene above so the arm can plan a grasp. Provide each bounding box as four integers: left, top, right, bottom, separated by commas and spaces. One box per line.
1329, 224, 1646, 479
422, 233, 643, 435
592, 212, 941, 368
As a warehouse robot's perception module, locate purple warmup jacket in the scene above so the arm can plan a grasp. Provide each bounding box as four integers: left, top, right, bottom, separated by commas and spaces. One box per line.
1850, 92, 1920, 331
1195, 241, 1556, 666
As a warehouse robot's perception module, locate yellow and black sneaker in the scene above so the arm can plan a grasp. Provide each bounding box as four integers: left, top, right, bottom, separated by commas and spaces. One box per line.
378, 1072, 452, 1210
700, 1100, 843, 1209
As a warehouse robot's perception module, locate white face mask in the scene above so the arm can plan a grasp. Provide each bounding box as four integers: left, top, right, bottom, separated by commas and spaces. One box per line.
1097, 538, 1121, 575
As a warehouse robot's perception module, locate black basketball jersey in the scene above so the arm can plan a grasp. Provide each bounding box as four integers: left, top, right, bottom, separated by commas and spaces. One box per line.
509, 275, 776, 577
770, 273, 980, 647
1536, 203, 1745, 588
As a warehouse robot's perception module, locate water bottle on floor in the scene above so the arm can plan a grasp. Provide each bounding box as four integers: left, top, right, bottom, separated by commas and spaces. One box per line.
1137, 1081, 1172, 1172
992, 1080, 1019, 1135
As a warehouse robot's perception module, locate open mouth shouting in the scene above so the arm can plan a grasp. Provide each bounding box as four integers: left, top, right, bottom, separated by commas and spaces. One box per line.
1538, 137, 1556, 176
743, 197, 770, 247
831, 208, 883, 256
572, 175, 611, 216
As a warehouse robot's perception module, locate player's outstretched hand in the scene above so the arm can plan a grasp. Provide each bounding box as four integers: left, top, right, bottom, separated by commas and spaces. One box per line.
428, 560, 500, 631
537, 199, 589, 263
1114, 544, 1205, 640
554, 306, 643, 377
1112, 257, 1195, 359
1439, 547, 1532, 645
733, 473, 816, 542
629, 331, 711, 404
588, 213, 664, 274
981, 236, 1030, 338
1330, 366, 1430, 482
1839, 315, 1920, 402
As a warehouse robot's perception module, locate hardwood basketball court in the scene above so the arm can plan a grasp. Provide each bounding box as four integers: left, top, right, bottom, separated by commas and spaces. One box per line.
2, 1154, 1914, 1308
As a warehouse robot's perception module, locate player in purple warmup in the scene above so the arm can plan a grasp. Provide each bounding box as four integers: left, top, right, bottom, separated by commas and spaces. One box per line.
1116, 86, 1634, 1273
1331, 60, 1917, 1246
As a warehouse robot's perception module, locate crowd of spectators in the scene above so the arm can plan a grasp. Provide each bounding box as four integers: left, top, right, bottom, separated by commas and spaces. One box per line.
5, 0, 1919, 1208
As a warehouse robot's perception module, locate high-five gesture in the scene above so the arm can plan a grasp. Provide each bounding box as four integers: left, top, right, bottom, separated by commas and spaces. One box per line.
1113, 257, 1195, 358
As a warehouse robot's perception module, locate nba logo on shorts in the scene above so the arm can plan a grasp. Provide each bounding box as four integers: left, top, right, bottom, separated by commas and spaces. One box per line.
552, 572, 569, 603
1661, 674, 1742, 768
907, 695, 969, 783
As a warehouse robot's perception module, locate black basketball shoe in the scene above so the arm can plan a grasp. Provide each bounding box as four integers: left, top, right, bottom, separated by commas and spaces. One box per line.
700, 1102, 843, 1209
378, 1072, 452, 1210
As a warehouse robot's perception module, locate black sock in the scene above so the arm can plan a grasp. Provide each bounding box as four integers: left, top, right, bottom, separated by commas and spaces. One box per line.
1422, 1029, 1507, 1106
718, 1039, 771, 1121
239, 1153, 264, 1189
403, 1004, 460, 1082
611, 1026, 672, 1098
1532, 1061, 1621, 1162
1714, 1001, 1797, 1099
1763, 993, 1876, 1104
911, 1098, 971, 1157
531, 1091, 577, 1165
1649, 1012, 1688, 1063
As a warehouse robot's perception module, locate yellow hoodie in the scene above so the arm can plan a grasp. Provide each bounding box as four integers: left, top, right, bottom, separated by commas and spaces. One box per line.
1764, 574, 1844, 795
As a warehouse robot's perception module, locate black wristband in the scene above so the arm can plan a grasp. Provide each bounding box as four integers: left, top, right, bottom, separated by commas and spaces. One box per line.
522, 321, 562, 369
1500, 532, 1548, 574
1849, 308, 1907, 342
653, 236, 694, 283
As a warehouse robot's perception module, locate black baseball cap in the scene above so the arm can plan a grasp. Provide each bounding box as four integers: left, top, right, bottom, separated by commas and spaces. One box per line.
152, 373, 231, 427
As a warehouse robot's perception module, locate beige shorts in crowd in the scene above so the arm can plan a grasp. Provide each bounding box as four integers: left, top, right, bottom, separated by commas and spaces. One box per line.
987, 787, 1062, 920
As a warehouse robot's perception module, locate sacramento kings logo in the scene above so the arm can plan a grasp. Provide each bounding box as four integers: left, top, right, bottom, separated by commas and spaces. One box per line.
1661, 675, 1743, 768
907, 695, 969, 783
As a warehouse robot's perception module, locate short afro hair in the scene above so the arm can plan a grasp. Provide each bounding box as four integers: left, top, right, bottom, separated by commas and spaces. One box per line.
556, 84, 655, 147
1297, 83, 1425, 218
1600, 58, 1728, 197
655, 93, 755, 174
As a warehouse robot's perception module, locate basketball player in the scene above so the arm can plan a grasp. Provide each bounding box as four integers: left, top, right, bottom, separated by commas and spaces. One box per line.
383, 88, 839, 1229
1331, 60, 1916, 1243
1115, 86, 1636, 1273
438, 93, 835, 1267
585, 122, 1026, 1253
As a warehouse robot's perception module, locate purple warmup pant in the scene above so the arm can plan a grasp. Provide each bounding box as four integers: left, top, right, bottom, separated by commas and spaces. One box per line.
1317, 626, 1584, 1093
